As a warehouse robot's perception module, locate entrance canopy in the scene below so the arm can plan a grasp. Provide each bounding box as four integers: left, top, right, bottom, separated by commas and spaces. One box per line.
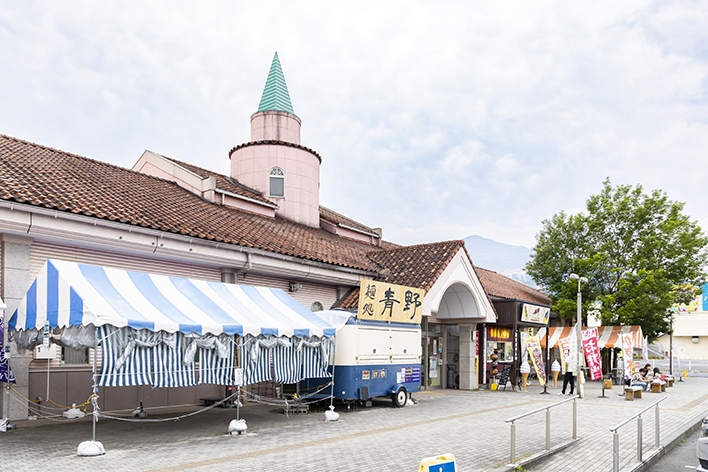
9, 259, 334, 338
538, 325, 644, 349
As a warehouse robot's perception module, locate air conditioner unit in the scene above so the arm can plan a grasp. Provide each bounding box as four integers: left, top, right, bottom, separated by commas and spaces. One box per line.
693, 336, 700, 344
35, 344, 57, 359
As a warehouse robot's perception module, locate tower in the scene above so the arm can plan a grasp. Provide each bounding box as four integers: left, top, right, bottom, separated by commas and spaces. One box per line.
229, 53, 321, 227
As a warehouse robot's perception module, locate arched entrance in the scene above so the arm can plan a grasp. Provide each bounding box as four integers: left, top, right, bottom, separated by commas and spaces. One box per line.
425, 283, 484, 390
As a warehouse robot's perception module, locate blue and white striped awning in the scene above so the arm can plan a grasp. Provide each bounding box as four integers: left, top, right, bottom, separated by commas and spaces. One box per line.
9, 259, 335, 338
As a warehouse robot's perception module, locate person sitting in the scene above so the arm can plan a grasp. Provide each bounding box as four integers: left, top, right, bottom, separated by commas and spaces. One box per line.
645, 368, 655, 381
631, 368, 650, 391
653, 367, 665, 380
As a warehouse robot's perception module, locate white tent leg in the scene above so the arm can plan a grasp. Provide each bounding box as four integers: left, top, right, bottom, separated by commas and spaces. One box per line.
77, 326, 104, 456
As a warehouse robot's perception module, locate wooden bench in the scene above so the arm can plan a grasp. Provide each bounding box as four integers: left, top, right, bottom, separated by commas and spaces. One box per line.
650, 381, 666, 393
666, 376, 674, 387
625, 386, 642, 401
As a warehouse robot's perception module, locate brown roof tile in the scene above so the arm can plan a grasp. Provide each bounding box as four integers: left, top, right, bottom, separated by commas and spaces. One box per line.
0, 134, 383, 272
475, 266, 550, 305
367, 240, 465, 292
332, 241, 466, 309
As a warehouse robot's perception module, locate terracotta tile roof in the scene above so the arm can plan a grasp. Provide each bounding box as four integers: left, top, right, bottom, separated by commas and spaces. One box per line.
0, 134, 383, 272
475, 266, 550, 306
332, 242, 549, 312
332, 240, 466, 309
367, 240, 465, 292
162, 155, 274, 205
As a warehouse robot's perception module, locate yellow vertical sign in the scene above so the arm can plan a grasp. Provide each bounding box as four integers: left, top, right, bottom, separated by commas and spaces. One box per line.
357, 279, 425, 324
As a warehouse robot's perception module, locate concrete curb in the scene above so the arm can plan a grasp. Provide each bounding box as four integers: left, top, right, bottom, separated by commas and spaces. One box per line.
626, 411, 706, 472
493, 438, 580, 471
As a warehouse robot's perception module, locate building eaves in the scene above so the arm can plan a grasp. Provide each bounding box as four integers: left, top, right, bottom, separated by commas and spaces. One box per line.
228, 141, 322, 163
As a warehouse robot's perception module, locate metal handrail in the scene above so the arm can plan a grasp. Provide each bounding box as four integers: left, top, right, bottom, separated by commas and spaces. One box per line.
505, 395, 579, 465
609, 396, 666, 472
505, 395, 579, 423
609, 396, 666, 432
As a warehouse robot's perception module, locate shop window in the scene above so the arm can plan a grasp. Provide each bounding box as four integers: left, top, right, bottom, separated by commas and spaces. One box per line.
269, 167, 284, 197
486, 342, 512, 362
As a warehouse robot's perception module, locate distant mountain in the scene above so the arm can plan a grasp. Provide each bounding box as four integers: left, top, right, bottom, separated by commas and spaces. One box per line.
463, 235, 537, 288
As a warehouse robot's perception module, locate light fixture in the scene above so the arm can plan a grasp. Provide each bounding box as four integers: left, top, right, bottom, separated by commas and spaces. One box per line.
570, 273, 588, 398
289, 282, 302, 292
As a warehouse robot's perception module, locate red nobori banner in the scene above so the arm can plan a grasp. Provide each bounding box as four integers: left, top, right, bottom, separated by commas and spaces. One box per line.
581, 328, 602, 381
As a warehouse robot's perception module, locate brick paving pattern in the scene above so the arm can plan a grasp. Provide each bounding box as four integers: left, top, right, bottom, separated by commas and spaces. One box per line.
2, 377, 707, 471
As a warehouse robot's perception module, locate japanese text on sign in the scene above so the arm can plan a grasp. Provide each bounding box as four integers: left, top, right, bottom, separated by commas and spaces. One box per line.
357, 279, 424, 324
581, 328, 602, 381
622, 334, 634, 379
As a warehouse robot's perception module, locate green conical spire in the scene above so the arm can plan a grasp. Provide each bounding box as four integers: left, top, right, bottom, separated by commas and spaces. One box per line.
257, 52, 295, 115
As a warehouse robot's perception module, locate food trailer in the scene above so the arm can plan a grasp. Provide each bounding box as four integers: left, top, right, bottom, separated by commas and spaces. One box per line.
302, 280, 425, 407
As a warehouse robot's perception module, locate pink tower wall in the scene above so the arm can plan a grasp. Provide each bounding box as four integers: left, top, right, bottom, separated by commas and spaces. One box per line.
250, 111, 301, 144
231, 110, 320, 228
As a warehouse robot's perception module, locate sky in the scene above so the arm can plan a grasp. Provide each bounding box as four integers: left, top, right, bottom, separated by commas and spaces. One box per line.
1, 1, 707, 249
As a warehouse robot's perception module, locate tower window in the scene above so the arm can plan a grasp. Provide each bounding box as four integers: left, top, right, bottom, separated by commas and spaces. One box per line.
269, 167, 284, 197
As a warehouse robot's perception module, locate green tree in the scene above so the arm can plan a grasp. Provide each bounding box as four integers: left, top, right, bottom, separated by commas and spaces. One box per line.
526, 179, 708, 341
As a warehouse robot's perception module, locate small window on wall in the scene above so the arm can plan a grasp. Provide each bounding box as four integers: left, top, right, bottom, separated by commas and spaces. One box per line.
311, 302, 323, 312
62, 347, 89, 365
269, 167, 284, 197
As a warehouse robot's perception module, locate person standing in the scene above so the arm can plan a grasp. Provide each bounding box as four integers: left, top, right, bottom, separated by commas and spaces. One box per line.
558, 364, 574, 396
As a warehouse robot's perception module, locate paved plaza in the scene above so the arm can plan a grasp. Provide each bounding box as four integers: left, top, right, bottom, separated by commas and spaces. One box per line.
2, 376, 707, 472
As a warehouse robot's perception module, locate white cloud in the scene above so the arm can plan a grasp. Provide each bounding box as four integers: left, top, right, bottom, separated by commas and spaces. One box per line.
1, 0, 707, 250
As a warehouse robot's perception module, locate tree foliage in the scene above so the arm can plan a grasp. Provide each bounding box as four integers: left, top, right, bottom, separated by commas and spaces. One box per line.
526, 179, 708, 341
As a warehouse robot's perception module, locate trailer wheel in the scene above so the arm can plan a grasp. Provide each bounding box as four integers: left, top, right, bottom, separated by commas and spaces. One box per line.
392, 387, 407, 408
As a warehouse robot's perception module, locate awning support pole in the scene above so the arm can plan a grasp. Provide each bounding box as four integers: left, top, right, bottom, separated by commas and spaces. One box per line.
330, 337, 337, 407
77, 325, 104, 455
92, 325, 98, 443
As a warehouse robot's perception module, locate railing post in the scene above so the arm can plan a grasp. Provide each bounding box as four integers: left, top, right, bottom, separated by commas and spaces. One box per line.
613, 430, 620, 472
573, 397, 577, 440
637, 415, 643, 462
510, 421, 516, 464
546, 408, 551, 450
655, 404, 660, 448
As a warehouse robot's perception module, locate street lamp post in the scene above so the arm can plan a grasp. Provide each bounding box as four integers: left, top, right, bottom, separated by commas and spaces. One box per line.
570, 273, 588, 398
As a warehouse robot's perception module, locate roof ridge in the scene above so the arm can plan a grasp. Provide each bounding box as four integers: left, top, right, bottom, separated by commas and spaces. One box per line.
370, 239, 464, 255
0, 134, 182, 187
319, 205, 375, 231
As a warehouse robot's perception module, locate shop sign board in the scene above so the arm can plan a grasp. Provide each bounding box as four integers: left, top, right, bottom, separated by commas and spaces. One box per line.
524, 335, 547, 385
487, 327, 511, 342
357, 279, 424, 324
581, 328, 602, 381
521, 304, 550, 324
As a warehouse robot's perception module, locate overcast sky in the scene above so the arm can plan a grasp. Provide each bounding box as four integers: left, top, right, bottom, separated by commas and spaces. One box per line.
1, 1, 706, 249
